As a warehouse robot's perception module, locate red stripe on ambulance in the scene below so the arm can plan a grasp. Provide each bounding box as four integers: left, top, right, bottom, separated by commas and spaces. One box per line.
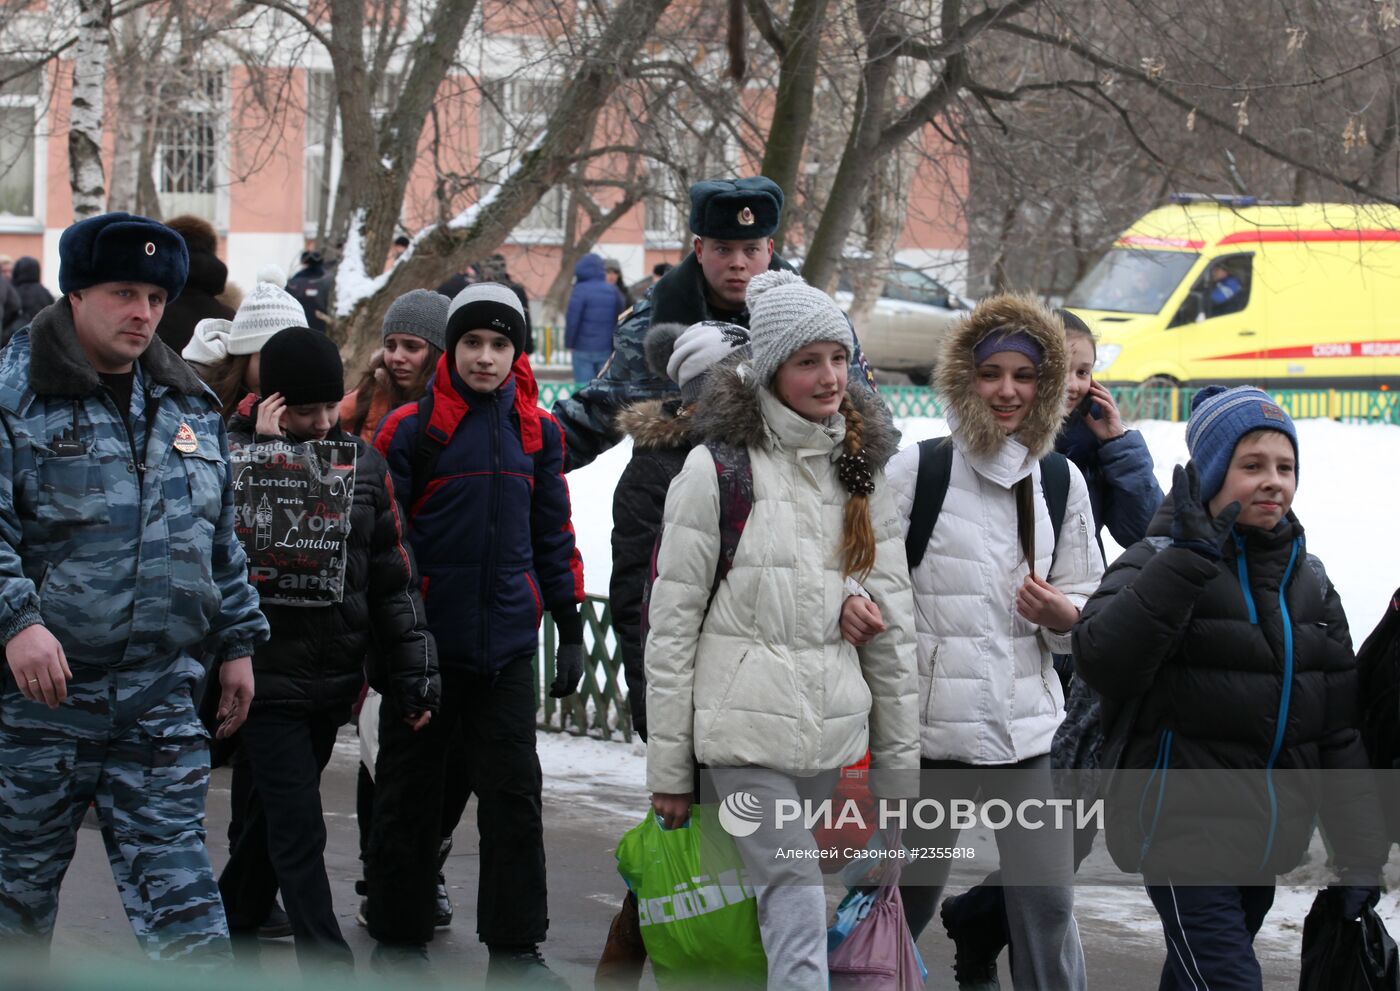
1205, 341, 1400, 361
1217, 229, 1400, 245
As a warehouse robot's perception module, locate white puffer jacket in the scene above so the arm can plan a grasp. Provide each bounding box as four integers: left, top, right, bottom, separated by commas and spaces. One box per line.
889, 294, 1105, 765
645, 371, 918, 797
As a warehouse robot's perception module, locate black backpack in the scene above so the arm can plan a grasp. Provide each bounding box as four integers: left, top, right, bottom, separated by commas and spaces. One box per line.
1358, 589, 1400, 842
904, 436, 1071, 572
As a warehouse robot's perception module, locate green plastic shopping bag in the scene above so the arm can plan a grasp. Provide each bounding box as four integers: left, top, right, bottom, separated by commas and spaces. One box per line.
615, 806, 768, 987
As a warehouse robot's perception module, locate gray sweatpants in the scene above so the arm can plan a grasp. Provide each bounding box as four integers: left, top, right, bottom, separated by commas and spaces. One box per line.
899, 754, 1087, 991
709, 767, 838, 991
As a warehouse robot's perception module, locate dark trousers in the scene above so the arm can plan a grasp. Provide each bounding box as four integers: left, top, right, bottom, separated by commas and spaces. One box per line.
218, 705, 352, 970
1145, 883, 1274, 991
356, 720, 474, 865
366, 655, 546, 947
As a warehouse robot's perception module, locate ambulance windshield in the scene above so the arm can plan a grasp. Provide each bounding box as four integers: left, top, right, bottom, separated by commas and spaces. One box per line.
1066, 249, 1198, 315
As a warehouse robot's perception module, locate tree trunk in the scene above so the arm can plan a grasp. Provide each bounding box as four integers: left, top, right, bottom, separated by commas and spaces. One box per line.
542, 189, 645, 322
68, 0, 112, 219
758, 0, 832, 251
800, 0, 897, 293
334, 0, 677, 372
323, 0, 481, 281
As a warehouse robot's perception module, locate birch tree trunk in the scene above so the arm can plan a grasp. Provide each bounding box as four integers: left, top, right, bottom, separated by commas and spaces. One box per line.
68, 0, 113, 219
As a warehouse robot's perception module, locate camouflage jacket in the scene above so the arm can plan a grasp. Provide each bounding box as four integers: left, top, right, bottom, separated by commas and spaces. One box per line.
550, 251, 878, 471
0, 301, 269, 680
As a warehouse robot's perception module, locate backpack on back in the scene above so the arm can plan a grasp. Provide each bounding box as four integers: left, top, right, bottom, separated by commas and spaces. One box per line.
904, 436, 1070, 572
1358, 589, 1400, 842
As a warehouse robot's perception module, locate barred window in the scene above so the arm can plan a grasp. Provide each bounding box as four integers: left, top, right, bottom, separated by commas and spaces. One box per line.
0, 61, 42, 221
479, 77, 565, 238
154, 70, 224, 222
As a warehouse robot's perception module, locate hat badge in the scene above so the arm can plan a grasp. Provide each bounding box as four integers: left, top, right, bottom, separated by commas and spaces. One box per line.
738, 207, 755, 226
144, 241, 156, 256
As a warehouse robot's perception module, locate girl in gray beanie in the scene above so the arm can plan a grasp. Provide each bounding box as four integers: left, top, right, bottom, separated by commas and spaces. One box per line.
342, 288, 448, 442
644, 270, 918, 990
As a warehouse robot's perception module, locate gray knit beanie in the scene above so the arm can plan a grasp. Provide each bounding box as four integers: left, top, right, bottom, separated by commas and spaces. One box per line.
383, 288, 448, 351
746, 270, 853, 384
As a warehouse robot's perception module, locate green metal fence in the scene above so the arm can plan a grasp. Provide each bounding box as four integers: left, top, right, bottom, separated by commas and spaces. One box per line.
537, 595, 634, 740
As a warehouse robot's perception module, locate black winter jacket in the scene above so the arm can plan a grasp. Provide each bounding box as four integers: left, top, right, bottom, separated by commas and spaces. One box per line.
1073, 500, 1386, 881
10, 257, 53, 330
229, 415, 439, 717
157, 250, 234, 353
608, 399, 694, 740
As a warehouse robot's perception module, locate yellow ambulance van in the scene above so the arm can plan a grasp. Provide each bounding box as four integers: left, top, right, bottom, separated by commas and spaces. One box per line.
1064, 196, 1400, 388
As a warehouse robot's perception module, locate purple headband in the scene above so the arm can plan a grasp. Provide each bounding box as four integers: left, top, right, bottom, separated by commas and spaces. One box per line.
973, 328, 1044, 367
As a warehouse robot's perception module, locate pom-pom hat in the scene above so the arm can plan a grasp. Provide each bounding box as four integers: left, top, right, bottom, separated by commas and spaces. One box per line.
1186, 385, 1299, 504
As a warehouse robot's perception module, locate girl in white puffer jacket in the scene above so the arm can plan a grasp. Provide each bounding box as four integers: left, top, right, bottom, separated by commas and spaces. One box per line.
645, 271, 918, 991
888, 295, 1103, 990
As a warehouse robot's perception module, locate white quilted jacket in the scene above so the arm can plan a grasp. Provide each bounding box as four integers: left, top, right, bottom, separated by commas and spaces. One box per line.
886, 415, 1104, 765
645, 385, 918, 796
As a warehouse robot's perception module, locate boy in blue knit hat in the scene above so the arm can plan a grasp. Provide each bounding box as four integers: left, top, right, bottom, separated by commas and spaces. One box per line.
1072, 385, 1386, 991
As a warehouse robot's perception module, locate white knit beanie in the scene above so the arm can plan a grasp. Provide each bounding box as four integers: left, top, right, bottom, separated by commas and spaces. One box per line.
668, 321, 750, 403
182, 272, 307, 364
228, 278, 308, 355
746, 270, 853, 384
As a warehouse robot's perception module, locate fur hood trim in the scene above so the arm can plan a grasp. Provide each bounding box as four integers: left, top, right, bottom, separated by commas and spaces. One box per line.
691, 363, 901, 467
936, 293, 1068, 460
615, 398, 694, 451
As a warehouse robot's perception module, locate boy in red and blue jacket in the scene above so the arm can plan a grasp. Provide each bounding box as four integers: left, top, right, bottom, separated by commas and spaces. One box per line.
364, 282, 585, 984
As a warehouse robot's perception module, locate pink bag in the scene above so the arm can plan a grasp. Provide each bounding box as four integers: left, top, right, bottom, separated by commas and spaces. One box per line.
828, 884, 923, 991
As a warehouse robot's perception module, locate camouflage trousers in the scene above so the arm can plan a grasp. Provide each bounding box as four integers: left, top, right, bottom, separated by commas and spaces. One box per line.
0, 667, 231, 963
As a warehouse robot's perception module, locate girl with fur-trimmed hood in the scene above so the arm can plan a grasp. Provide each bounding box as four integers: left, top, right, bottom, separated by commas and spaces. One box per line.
887, 294, 1102, 990
610, 319, 752, 744
646, 272, 918, 990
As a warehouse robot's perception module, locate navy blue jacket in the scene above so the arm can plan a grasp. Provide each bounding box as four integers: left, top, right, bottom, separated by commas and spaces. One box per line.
565, 254, 623, 353
1056, 417, 1163, 553
375, 354, 583, 672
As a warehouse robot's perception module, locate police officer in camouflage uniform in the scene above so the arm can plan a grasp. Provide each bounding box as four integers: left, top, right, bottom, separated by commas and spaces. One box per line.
0, 212, 269, 962
550, 176, 876, 470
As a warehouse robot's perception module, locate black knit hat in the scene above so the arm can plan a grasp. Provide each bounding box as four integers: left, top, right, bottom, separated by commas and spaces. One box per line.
260, 327, 344, 406
446, 282, 527, 358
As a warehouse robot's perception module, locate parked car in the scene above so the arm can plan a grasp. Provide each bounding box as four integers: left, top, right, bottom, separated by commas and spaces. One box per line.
832, 262, 966, 386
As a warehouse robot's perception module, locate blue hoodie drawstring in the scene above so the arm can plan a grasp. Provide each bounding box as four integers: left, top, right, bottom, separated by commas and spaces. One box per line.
1234, 530, 1301, 870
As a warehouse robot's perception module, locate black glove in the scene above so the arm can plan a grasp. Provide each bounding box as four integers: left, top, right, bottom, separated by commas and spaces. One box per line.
1169, 462, 1240, 560
1329, 884, 1381, 920
550, 643, 586, 699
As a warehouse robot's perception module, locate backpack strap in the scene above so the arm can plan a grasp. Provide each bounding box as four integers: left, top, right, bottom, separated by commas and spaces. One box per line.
906, 439, 1071, 572
706, 441, 754, 603
905, 437, 953, 571
409, 392, 445, 512
1041, 450, 1071, 560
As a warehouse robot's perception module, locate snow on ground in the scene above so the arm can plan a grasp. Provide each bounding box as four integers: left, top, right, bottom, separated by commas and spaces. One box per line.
557, 412, 1400, 967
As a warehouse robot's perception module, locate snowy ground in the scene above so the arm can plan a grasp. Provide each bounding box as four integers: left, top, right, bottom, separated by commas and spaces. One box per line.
557, 414, 1400, 971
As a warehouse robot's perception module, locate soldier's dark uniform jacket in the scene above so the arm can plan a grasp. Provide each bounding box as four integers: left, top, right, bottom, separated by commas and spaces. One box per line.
0, 300, 269, 959
551, 252, 879, 471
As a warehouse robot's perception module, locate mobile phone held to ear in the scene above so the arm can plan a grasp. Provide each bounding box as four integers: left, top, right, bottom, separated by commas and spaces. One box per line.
1074, 392, 1102, 420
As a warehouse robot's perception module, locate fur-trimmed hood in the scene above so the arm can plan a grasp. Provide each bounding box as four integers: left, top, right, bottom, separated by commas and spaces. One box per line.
615, 398, 694, 451
691, 362, 901, 467
936, 293, 1067, 461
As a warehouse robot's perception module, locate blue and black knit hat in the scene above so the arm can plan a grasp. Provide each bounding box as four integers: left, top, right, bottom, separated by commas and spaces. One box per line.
1185, 385, 1299, 503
